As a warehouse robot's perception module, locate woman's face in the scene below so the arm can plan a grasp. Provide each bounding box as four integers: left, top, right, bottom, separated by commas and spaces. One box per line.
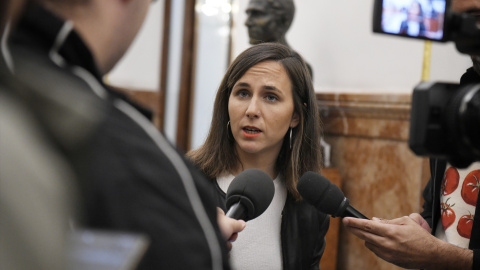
408, 2, 422, 18
228, 60, 299, 158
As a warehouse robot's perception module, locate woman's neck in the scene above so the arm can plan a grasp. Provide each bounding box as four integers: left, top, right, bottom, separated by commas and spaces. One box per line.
232, 147, 280, 180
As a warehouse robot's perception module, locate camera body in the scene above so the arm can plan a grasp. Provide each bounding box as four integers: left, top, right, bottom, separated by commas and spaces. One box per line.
372, 0, 480, 167
409, 82, 480, 167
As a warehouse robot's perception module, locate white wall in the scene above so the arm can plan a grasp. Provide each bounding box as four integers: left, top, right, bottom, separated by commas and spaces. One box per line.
231, 0, 472, 93
163, 0, 187, 144
191, 1, 233, 149
107, 1, 164, 91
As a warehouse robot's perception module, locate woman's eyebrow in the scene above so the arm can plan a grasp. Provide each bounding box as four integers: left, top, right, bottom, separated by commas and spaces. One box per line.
263, 85, 282, 93
233, 82, 283, 93
233, 82, 250, 88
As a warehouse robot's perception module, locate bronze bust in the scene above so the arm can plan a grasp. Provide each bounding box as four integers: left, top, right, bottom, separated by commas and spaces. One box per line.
245, 0, 295, 46
245, 0, 313, 78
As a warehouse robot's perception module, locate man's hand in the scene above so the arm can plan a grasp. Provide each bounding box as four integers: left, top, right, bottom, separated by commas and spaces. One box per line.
217, 208, 246, 252
408, 213, 431, 232
343, 214, 473, 270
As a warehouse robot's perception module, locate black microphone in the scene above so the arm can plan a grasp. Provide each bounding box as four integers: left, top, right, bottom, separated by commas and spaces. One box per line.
297, 171, 369, 219
225, 168, 275, 221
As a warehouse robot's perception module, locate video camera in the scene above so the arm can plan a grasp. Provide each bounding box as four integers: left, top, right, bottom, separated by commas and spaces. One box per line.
372, 0, 480, 168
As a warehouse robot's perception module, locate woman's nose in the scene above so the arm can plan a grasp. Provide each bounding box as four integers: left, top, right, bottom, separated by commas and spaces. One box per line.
245, 98, 260, 119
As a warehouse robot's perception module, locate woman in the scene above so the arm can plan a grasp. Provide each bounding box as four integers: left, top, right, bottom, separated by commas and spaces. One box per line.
188, 43, 329, 270
399, 0, 426, 37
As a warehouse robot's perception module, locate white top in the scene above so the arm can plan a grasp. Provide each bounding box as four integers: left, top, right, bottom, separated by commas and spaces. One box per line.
217, 173, 287, 270
406, 21, 421, 36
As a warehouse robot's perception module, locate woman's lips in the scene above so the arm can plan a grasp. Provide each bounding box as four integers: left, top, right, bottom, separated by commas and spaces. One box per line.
242, 126, 262, 138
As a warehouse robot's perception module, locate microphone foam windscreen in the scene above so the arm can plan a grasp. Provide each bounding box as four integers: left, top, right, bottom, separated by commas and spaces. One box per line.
297, 171, 345, 215
226, 168, 274, 221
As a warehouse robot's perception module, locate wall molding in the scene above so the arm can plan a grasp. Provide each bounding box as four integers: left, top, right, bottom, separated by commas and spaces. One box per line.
317, 92, 412, 141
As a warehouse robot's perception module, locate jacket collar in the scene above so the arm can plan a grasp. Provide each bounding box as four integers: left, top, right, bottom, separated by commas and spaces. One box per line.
14, 3, 102, 81
12, 2, 153, 119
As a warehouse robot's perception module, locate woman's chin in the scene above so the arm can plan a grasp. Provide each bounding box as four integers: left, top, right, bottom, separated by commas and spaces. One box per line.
238, 146, 261, 155
235, 142, 262, 155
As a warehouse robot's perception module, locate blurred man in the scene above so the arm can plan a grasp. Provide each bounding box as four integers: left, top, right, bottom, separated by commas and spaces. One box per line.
9, 0, 244, 269
343, 1, 480, 270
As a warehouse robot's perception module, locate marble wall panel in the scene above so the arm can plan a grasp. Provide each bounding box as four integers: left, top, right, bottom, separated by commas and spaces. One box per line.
317, 93, 430, 270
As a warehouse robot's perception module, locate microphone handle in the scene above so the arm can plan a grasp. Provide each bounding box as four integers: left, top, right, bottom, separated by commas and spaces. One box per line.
344, 205, 369, 219
226, 201, 247, 220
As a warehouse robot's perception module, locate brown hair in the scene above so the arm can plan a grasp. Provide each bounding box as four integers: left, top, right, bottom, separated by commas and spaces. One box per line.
187, 42, 322, 200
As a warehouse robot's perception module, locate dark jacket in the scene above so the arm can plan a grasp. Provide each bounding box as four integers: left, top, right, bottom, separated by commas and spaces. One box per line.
10, 4, 230, 269
213, 181, 330, 270
420, 67, 480, 270
421, 159, 480, 270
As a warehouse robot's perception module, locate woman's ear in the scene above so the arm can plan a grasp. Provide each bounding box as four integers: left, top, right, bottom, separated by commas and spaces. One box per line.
290, 112, 300, 128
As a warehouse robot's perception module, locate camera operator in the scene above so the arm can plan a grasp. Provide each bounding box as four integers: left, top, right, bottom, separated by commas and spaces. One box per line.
343, 1, 480, 270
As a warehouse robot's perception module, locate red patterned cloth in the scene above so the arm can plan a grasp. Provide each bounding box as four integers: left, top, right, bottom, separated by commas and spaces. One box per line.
436, 163, 480, 247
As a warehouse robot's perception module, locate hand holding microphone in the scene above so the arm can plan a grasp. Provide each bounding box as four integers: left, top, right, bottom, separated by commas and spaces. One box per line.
296, 172, 463, 269
216, 208, 245, 252
217, 169, 275, 250
297, 171, 368, 219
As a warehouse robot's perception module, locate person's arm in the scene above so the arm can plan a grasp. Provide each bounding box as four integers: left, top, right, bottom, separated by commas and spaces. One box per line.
343, 215, 473, 270
452, 0, 480, 12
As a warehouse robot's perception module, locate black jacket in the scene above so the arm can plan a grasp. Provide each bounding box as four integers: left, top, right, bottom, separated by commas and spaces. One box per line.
10, 4, 230, 269
213, 181, 330, 270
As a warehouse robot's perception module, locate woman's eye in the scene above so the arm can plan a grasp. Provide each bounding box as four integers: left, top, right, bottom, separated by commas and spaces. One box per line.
237, 90, 249, 98
266, 94, 278, 102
